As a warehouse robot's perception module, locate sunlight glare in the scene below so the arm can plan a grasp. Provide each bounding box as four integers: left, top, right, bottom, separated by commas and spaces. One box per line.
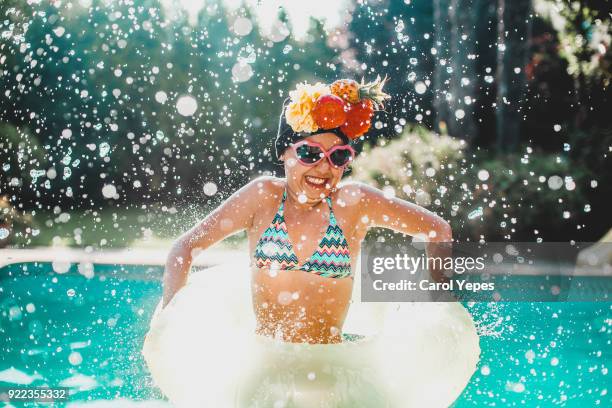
160, 0, 348, 39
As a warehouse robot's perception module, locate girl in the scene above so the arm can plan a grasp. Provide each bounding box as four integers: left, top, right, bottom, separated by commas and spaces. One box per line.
144, 78, 479, 407
162, 78, 451, 344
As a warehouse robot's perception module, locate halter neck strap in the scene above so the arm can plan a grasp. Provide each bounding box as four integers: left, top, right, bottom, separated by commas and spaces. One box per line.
279, 189, 336, 225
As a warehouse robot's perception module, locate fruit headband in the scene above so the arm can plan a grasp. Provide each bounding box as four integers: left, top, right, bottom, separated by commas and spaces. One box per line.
275, 76, 390, 160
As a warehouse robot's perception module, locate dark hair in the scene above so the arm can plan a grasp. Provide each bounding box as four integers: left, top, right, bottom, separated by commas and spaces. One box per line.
274, 98, 351, 162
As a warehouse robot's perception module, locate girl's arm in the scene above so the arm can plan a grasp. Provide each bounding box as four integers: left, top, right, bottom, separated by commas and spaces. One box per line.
162, 177, 268, 308
356, 183, 453, 282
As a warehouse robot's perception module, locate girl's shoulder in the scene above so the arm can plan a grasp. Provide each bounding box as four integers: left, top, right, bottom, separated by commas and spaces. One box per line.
332, 180, 370, 203
242, 175, 286, 205
333, 180, 390, 202
330, 181, 389, 219
329, 181, 369, 218
250, 175, 285, 192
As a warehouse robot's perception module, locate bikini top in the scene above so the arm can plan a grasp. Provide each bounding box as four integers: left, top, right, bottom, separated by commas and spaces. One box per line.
253, 189, 352, 279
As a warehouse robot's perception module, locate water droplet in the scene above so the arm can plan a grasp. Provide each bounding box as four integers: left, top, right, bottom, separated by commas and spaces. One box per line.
102, 184, 117, 199
511, 382, 525, 393
383, 186, 396, 198
8, 306, 22, 321
233, 17, 253, 36
547, 175, 563, 190
468, 207, 483, 220
176, 95, 198, 116
0, 228, 10, 240
99, 142, 110, 157
268, 20, 290, 42
30, 169, 46, 180
155, 91, 168, 104
232, 62, 253, 83
414, 82, 426, 94
277, 291, 293, 305
52, 261, 71, 274
237, 45, 256, 64
203, 182, 218, 196
53, 26, 65, 37
69, 351, 82, 366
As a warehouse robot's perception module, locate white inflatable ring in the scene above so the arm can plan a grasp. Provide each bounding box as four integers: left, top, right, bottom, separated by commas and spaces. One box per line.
142, 261, 480, 407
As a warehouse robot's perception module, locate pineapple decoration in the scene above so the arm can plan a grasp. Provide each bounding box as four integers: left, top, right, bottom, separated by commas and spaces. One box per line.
311, 75, 391, 139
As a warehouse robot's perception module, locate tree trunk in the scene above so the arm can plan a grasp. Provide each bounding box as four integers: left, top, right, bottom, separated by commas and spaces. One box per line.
495, 0, 532, 152
433, 0, 452, 134
446, 0, 478, 141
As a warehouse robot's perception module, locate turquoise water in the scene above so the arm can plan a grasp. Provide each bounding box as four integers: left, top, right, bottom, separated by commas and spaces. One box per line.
0, 262, 610, 407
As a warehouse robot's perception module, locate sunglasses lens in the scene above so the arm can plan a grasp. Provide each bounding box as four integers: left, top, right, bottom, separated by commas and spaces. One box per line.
295, 144, 323, 164
330, 148, 352, 167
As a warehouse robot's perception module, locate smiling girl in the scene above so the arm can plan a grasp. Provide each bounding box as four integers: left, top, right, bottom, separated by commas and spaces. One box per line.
162, 78, 452, 344
144, 77, 480, 407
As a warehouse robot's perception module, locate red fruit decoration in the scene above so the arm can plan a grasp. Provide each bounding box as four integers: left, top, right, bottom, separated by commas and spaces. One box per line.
311, 94, 347, 129
330, 75, 390, 140
340, 99, 374, 139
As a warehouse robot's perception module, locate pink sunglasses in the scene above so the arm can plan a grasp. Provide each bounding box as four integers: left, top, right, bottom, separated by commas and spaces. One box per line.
291, 140, 356, 168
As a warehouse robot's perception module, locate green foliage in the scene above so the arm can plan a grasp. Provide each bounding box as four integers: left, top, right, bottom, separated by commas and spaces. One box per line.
532, 0, 611, 137
0, 0, 608, 246
346, 0, 435, 137
349, 126, 602, 241
0, 1, 340, 211
535, 0, 611, 86
0, 123, 47, 195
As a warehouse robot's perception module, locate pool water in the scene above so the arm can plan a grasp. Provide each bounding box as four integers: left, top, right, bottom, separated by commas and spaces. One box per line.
0, 262, 610, 407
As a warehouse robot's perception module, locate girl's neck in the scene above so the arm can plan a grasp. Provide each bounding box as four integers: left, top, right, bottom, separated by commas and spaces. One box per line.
284, 188, 327, 212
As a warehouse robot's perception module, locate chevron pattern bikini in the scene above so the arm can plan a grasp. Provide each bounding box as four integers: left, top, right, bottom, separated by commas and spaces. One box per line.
253, 190, 352, 278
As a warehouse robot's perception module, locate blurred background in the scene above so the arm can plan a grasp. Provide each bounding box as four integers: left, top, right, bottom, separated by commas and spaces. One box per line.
1, 3, 610, 405
0, 0, 610, 248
